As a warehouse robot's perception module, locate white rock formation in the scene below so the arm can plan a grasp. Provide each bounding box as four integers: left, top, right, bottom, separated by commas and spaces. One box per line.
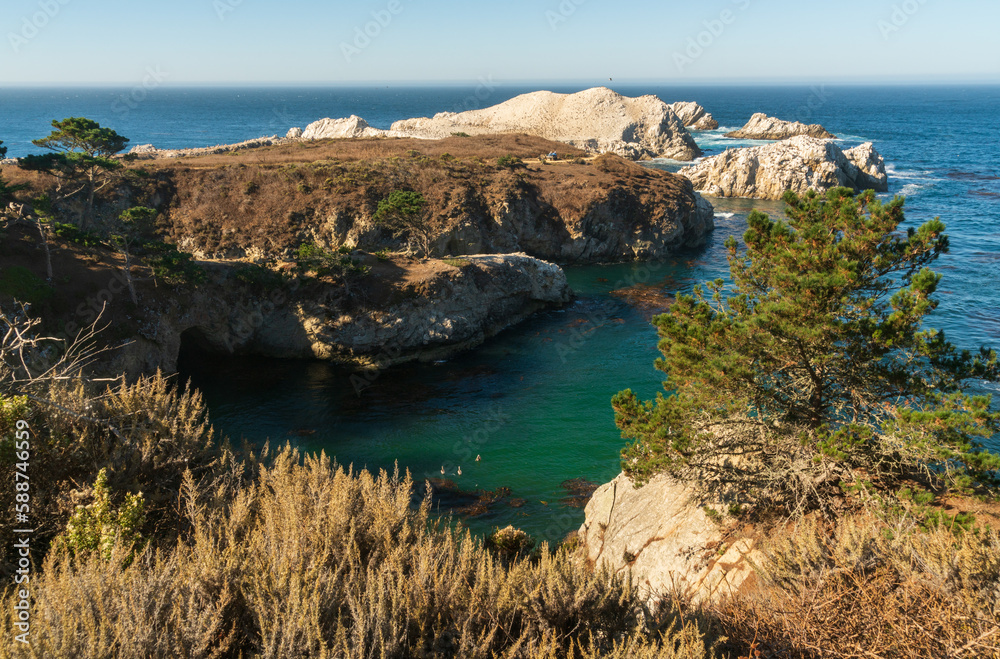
388, 87, 701, 161
286, 127, 304, 139
726, 113, 835, 140
680, 136, 888, 200
668, 102, 719, 130
301, 115, 387, 140
579, 472, 760, 605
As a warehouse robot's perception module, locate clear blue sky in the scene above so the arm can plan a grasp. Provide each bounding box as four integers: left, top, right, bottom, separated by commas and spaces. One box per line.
1, 0, 998, 85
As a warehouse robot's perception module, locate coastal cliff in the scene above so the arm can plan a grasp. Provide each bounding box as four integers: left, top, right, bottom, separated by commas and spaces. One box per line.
680, 136, 888, 200
726, 113, 835, 140
117, 252, 570, 374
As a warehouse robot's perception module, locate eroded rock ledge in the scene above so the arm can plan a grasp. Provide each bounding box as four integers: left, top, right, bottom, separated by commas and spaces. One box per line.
117, 253, 570, 374
680, 136, 888, 200
726, 113, 835, 140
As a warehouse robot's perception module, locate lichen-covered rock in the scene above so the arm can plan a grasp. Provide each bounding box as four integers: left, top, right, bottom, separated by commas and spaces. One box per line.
579, 472, 760, 605
668, 102, 719, 130
388, 87, 702, 161
680, 136, 889, 200
726, 113, 835, 140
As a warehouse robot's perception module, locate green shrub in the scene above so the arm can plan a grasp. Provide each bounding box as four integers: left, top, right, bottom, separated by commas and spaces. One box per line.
58, 468, 145, 560
144, 242, 206, 285
0, 266, 53, 305
496, 155, 523, 170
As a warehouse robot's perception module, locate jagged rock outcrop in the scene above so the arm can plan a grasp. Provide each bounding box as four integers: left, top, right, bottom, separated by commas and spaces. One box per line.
668, 102, 719, 130
388, 88, 702, 161
286, 127, 304, 139
301, 115, 387, 140
578, 472, 761, 605
726, 113, 835, 140
117, 253, 570, 374
680, 136, 888, 200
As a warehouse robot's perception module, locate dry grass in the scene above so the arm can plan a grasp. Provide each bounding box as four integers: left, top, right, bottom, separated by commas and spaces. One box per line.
3, 134, 698, 263
711, 514, 1000, 658
0, 445, 716, 659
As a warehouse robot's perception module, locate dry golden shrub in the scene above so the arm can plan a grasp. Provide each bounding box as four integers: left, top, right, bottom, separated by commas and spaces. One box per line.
1, 448, 715, 659
712, 514, 1000, 659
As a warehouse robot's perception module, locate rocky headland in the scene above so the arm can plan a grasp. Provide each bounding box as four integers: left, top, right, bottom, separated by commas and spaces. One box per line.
2, 133, 713, 376
725, 113, 835, 140
142, 135, 714, 264
680, 136, 888, 200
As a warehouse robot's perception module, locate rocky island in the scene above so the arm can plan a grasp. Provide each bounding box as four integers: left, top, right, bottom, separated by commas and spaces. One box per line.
680, 135, 888, 199
725, 112, 836, 140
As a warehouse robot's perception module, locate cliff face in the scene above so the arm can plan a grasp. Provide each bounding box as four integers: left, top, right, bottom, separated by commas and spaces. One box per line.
144, 136, 714, 265
117, 253, 570, 374
726, 113, 835, 140
680, 136, 888, 200
578, 472, 761, 605
388, 88, 702, 161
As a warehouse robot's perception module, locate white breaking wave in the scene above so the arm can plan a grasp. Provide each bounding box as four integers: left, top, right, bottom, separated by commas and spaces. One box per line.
714, 212, 736, 219
886, 164, 937, 180
898, 183, 927, 196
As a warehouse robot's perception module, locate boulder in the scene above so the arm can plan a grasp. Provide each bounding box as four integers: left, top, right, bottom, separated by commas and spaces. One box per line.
389, 87, 702, 161
578, 472, 761, 605
286, 127, 304, 139
301, 115, 388, 140
668, 102, 719, 130
680, 136, 889, 200
726, 113, 835, 140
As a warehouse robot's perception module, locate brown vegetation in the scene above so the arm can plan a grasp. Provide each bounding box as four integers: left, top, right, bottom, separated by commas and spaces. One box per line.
3, 135, 700, 263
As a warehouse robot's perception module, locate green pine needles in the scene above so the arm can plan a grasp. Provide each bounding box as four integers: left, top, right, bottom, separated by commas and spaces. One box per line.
614, 188, 1000, 514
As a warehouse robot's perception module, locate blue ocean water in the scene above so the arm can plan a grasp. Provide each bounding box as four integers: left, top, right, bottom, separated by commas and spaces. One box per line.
4, 85, 998, 541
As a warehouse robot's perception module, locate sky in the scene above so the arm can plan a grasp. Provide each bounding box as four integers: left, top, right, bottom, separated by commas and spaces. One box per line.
0, 0, 998, 86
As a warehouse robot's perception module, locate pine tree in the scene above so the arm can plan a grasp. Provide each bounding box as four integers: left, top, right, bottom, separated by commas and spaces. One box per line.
19, 118, 129, 227
614, 188, 1000, 514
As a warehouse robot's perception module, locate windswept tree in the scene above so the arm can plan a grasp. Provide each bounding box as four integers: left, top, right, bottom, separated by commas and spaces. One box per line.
108, 206, 157, 304
19, 118, 129, 227
0, 140, 28, 208
373, 190, 434, 257
614, 188, 1000, 515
